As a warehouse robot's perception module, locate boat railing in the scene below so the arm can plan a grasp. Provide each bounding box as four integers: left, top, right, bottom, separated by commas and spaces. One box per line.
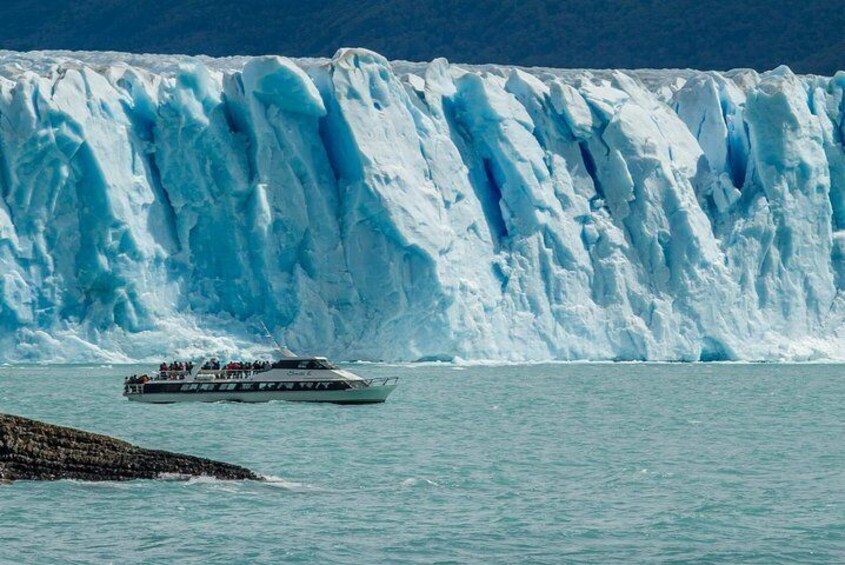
195, 368, 266, 380
361, 377, 399, 388
153, 370, 192, 381
123, 383, 145, 395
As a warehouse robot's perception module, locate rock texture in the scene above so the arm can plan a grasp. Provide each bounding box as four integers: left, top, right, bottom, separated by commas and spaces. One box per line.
0, 413, 260, 482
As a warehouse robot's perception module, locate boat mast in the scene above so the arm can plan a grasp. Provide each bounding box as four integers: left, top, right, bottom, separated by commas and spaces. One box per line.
260, 321, 295, 358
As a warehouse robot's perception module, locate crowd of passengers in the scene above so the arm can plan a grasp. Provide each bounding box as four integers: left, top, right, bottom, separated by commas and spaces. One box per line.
156, 361, 195, 380
125, 359, 273, 385
125, 361, 194, 383
200, 359, 272, 378
125, 374, 151, 384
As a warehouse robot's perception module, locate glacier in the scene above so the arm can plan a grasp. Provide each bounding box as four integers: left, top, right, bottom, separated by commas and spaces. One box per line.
0, 49, 843, 362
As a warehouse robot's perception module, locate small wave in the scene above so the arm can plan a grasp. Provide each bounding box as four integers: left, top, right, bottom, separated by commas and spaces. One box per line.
64, 479, 137, 489
401, 477, 440, 487
157, 474, 250, 490
259, 475, 320, 492
157, 472, 196, 481
178, 475, 245, 493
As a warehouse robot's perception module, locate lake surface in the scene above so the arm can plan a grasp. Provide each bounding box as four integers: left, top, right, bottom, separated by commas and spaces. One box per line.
1, 363, 843, 563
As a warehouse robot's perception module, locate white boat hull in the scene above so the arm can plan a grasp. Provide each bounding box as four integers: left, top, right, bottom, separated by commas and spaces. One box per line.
125, 384, 397, 404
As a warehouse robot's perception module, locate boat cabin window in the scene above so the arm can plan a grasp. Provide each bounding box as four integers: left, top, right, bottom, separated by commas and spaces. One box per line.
302, 359, 335, 370
272, 358, 336, 370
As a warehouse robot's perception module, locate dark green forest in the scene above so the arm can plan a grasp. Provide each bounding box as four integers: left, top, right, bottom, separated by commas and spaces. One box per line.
0, 0, 842, 74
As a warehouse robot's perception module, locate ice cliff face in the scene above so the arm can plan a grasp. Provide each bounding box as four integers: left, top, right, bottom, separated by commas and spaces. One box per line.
0, 49, 843, 362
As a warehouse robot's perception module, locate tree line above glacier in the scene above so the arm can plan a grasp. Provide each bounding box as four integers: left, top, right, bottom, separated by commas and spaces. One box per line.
0, 0, 842, 75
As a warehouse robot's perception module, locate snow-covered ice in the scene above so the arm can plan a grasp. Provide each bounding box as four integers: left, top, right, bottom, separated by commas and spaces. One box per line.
0, 49, 843, 362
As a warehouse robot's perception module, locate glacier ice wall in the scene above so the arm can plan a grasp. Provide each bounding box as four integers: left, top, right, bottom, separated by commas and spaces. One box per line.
0, 49, 843, 362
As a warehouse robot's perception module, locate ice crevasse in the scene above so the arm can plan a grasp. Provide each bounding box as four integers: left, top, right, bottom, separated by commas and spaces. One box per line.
0, 48, 843, 362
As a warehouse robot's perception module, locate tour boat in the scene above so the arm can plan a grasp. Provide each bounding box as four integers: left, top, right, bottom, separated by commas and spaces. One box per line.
123, 356, 398, 404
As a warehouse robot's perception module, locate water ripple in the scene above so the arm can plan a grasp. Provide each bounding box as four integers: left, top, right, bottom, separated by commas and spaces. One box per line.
1, 363, 843, 563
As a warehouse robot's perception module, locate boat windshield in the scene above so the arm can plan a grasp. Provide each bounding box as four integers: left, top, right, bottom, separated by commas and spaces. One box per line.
272, 358, 337, 370
305, 359, 336, 370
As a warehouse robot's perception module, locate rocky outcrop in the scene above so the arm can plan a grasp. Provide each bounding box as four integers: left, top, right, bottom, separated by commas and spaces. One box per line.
0, 413, 260, 482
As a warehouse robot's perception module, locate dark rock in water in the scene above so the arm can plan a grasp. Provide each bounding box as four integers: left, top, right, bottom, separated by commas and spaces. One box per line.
0, 413, 261, 482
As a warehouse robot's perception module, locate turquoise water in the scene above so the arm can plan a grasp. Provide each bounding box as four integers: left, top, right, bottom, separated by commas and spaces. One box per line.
1, 363, 843, 563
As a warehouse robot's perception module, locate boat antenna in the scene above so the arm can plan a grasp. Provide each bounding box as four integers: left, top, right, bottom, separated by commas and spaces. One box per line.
260, 321, 295, 358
